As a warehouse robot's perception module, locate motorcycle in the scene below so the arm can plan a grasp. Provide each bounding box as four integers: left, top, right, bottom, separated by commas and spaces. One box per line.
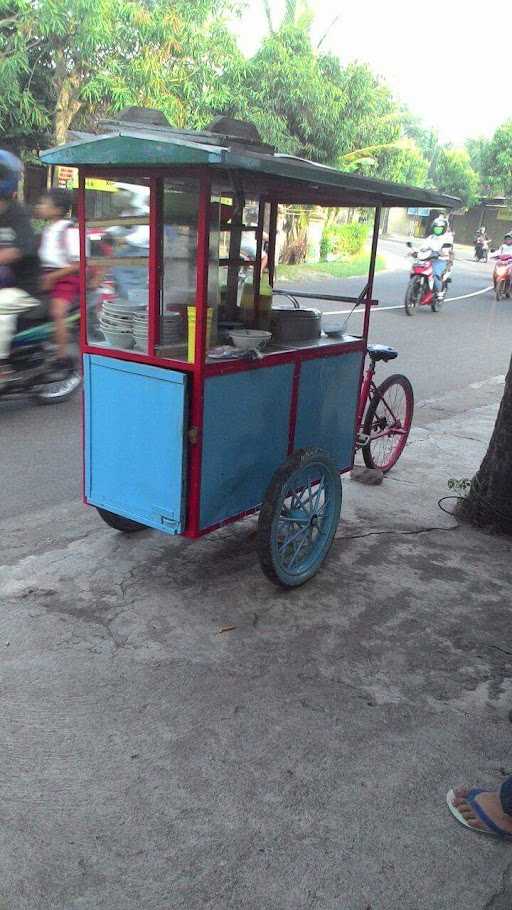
404, 242, 452, 315
474, 237, 489, 263
0, 297, 81, 404
493, 256, 512, 301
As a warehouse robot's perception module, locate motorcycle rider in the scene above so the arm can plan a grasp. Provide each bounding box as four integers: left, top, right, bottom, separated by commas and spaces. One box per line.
420, 214, 454, 301
0, 151, 40, 380
474, 226, 490, 260
490, 231, 512, 259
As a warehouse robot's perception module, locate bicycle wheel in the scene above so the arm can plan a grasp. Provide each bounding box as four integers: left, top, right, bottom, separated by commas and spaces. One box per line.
362, 374, 414, 473
257, 448, 341, 588
404, 277, 422, 316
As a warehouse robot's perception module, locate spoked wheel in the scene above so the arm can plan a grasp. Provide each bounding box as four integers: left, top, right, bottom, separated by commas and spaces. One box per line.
257, 448, 342, 588
404, 277, 423, 316
34, 370, 81, 404
362, 374, 414, 473
96, 507, 146, 533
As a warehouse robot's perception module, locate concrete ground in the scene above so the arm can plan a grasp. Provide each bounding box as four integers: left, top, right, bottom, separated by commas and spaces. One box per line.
2, 383, 512, 909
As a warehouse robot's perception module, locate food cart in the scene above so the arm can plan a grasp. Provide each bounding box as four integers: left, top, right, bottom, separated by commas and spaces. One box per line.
41, 113, 456, 587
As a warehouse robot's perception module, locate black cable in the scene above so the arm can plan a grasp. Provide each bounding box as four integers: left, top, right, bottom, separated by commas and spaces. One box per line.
438, 477, 512, 526
437, 495, 463, 518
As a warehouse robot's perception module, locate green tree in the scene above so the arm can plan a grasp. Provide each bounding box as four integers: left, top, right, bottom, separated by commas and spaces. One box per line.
432, 147, 479, 206
339, 138, 428, 186
484, 121, 512, 196
0, 0, 240, 146
400, 107, 439, 161
228, 29, 404, 167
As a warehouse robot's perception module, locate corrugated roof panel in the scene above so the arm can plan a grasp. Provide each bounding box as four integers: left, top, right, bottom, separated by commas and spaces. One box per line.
40, 130, 459, 209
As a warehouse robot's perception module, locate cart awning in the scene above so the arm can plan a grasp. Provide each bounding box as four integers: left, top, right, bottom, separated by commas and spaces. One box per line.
40, 128, 459, 209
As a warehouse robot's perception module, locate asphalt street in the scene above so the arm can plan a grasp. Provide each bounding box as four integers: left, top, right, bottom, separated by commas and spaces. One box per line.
1, 240, 509, 521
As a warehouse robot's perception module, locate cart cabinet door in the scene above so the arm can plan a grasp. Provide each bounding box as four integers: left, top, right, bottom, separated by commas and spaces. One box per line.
83, 355, 187, 534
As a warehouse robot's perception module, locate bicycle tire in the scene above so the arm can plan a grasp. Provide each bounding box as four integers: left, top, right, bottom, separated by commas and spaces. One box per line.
362, 374, 414, 473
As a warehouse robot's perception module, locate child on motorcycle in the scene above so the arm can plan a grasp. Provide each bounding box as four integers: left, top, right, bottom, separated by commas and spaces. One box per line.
0, 150, 40, 381
37, 188, 80, 372
422, 215, 454, 301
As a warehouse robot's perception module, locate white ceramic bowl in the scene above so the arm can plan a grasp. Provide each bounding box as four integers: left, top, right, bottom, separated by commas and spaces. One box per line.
102, 330, 134, 349
229, 329, 271, 351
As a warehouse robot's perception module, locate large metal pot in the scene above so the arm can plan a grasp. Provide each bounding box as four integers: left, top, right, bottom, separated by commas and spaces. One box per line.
269, 306, 321, 343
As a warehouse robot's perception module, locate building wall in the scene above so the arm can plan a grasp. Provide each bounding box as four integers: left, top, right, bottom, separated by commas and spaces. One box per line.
382, 208, 431, 239
451, 205, 512, 247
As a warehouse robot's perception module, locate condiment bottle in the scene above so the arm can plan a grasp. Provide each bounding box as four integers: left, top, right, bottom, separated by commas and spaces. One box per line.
240, 275, 255, 328
257, 271, 273, 330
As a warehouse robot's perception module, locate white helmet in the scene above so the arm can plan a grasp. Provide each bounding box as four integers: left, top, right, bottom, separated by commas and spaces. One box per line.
431, 215, 449, 236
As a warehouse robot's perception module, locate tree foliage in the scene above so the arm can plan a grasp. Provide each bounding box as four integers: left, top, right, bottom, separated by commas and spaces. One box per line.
0, 0, 240, 145
483, 121, 512, 197
0, 0, 482, 202
431, 147, 479, 206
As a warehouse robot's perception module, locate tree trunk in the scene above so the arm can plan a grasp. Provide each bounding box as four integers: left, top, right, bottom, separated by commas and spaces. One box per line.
54, 52, 82, 147
54, 82, 81, 146
262, 0, 274, 33
458, 354, 512, 533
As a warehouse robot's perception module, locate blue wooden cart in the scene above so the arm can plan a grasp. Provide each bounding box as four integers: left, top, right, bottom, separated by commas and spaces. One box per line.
41, 113, 455, 587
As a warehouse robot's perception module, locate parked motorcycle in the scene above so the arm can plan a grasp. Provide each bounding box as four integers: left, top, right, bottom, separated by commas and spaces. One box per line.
493, 256, 512, 301
404, 242, 452, 315
0, 298, 81, 404
474, 237, 489, 262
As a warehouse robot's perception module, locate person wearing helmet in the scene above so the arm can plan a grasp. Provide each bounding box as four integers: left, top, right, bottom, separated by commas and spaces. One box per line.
490, 232, 512, 259
474, 225, 490, 261
420, 214, 454, 300
0, 151, 40, 379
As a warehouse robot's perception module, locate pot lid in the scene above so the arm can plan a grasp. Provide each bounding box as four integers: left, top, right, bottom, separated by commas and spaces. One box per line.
271, 306, 321, 318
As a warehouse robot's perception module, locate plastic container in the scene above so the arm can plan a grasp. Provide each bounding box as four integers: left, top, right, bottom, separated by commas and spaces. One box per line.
256, 272, 273, 330
187, 306, 213, 362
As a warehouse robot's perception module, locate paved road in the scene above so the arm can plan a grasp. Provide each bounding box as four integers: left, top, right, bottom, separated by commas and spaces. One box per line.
1, 241, 509, 521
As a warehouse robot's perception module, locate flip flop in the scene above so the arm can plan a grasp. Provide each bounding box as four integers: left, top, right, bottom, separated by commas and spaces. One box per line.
447, 788, 512, 841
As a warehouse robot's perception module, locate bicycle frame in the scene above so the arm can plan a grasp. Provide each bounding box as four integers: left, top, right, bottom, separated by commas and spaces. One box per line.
356, 357, 408, 448
356, 359, 375, 432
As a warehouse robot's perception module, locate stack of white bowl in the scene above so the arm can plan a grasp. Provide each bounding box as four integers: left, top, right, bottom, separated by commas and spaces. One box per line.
132, 312, 184, 352
99, 300, 138, 349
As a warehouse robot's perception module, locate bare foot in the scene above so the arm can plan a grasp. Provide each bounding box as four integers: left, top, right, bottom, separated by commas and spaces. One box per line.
452, 785, 512, 836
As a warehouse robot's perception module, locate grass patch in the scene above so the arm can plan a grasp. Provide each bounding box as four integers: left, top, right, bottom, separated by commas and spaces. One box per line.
277, 252, 386, 282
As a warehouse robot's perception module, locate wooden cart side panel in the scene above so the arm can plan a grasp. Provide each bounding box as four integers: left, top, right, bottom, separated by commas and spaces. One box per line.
199, 365, 294, 530
294, 352, 364, 469
83, 354, 188, 534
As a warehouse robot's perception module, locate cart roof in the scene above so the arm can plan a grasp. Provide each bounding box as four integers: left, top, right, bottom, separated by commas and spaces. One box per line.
40, 125, 459, 209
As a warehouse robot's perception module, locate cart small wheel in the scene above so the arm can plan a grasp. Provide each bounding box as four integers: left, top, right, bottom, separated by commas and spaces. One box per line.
96, 507, 145, 533
257, 447, 341, 588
